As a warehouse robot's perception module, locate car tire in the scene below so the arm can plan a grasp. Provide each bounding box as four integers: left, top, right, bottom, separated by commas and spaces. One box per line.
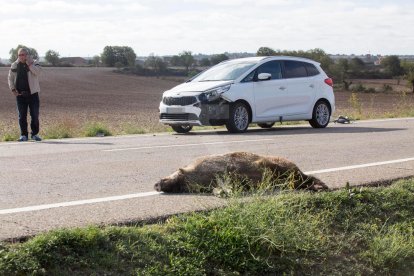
309, 100, 331, 128
171, 125, 193, 133
257, 122, 275, 129
226, 102, 250, 133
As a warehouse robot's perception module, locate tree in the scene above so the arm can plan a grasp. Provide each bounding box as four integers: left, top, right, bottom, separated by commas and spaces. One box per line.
9, 45, 39, 62
256, 46, 277, 56
45, 50, 60, 66
329, 58, 353, 90
101, 46, 136, 67
406, 71, 414, 93
199, 57, 211, 67
402, 61, 414, 93
169, 55, 181, 67
256, 47, 334, 72
178, 51, 195, 74
145, 54, 167, 77
92, 55, 101, 67
349, 57, 365, 75
382, 55, 403, 77
210, 54, 229, 65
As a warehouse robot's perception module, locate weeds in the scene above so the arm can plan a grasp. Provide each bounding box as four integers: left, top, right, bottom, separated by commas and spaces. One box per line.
1, 179, 413, 275
83, 122, 112, 137
120, 123, 147, 135
0, 123, 19, 142
1, 132, 19, 142
348, 92, 362, 119
42, 119, 77, 139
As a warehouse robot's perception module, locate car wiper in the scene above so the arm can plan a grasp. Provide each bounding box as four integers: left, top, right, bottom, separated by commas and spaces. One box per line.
199, 79, 232, 82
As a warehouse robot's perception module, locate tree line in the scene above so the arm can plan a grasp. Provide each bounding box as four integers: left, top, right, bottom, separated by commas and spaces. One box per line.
257, 46, 414, 93
4, 44, 414, 92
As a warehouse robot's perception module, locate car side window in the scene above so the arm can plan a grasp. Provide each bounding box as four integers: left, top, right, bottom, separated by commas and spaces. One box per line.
283, 61, 308, 78
256, 61, 282, 80
304, 62, 320, 76
241, 70, 256, 82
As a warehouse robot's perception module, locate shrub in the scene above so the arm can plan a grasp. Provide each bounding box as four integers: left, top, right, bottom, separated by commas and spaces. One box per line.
382, 84, 393, 92
83, 122, 112, 137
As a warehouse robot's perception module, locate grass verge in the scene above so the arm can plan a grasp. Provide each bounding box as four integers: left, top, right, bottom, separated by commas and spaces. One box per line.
83, 122, 112, 137
1, 178, 414, 275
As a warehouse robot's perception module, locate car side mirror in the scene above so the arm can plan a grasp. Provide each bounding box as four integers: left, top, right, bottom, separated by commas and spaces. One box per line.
258, 73, 272, 81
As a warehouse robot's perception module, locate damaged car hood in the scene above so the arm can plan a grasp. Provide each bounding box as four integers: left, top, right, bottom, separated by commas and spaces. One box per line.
164, 80, 233, 97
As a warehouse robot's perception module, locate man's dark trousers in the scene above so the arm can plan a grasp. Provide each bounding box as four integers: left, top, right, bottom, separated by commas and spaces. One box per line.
16, 92, 39, 137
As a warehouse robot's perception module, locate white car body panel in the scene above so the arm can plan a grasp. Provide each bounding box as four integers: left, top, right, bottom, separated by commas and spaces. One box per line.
159, 56, 335, 131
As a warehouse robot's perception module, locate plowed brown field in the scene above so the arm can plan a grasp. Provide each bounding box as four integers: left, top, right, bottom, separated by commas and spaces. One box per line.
1, 67, 413, 137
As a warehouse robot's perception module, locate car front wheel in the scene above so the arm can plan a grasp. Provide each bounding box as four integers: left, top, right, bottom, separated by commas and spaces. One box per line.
171, 125, 193, 133
309, 100, 331, 128
226, 102, 250, 133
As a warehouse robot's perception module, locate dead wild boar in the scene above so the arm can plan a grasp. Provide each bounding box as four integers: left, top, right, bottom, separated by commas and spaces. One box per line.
154, 152, 327, 193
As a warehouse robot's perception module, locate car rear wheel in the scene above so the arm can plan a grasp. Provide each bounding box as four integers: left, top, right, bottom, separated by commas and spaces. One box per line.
171, 125, 193, 133
257, 122, 275, 129
309, 100, 331, 128
226, 102, 250, 133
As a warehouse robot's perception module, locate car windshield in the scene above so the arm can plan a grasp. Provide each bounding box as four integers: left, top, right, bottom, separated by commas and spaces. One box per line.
192, 61, 256, 82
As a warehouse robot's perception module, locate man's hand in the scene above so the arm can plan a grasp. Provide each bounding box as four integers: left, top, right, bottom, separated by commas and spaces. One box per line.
12, 89, 21, 96
26, 55, 33, 67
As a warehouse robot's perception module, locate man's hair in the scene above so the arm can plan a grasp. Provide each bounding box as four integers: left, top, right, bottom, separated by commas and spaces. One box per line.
18, 48, 30, 55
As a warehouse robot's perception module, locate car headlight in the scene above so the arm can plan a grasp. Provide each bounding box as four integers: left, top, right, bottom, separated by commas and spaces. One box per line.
200, 84, 231, 102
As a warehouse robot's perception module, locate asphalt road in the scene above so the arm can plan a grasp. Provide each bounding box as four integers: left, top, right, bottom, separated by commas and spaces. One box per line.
1, 118, 414, 240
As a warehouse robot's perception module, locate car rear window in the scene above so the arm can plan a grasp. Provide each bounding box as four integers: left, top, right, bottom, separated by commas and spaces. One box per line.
283, 60, 308, 78
304, 62, 320, 76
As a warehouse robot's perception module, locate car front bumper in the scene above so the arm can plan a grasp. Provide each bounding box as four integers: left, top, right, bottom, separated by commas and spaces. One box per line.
159, 101, 229, 126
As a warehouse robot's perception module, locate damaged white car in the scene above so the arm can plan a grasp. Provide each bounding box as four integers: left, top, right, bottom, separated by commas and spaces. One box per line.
159, 56, 335, 133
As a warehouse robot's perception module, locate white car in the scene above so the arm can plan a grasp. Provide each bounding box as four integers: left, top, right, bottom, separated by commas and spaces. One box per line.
159, 56, 335, 133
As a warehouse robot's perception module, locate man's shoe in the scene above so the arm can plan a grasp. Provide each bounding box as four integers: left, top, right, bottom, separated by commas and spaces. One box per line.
18, 135, 28, 142
31, 135, 42, 141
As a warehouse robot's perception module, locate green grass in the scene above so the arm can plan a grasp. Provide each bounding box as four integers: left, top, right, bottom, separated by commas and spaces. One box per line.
1, 179, 414, 275
83, 122, 112, 137
42, 121, 76, 139
119, 122, 148, 135
1, 132, 19, 142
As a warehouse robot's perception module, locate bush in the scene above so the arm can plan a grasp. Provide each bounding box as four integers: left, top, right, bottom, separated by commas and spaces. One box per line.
83, 122, 112, 137
351, 83, 367, 92
382, 84, 393, 92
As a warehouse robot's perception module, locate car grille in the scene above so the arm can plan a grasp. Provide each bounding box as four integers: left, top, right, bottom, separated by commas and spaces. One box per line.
163, 96, 198, 106
160, 113, 190, 121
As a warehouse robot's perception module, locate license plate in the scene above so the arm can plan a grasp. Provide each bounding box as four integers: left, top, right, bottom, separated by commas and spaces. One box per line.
166, 107, 184, 114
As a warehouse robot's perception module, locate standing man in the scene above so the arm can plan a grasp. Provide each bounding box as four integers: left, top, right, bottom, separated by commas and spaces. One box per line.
8, 48, 42, 142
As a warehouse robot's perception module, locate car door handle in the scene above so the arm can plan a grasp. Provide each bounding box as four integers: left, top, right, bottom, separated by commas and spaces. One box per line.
279, 86, 286, 91
309, 84, 315, 88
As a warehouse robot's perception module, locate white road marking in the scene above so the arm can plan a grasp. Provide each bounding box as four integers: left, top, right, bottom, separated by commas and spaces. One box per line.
356, 117, 414, 124
102, 138, 277, 152
1, 117, 413, 147
305, 157, 414, 174
0, 157, 413, 215
0, 191, 161, 215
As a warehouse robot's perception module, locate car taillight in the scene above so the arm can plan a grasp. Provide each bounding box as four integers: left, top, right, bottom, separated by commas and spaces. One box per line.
324, 78, 333, 87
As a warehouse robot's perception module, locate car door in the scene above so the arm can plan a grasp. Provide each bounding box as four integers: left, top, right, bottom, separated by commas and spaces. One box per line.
253, 60, 288, 119
282, 60, 316, 115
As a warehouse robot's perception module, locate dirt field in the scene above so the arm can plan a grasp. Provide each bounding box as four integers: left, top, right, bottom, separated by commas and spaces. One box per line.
1, 67, 413, 138
0, 67, 182, 135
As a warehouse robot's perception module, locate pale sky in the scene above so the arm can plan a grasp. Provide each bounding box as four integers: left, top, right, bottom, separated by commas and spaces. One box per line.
0, 0, 413, 59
